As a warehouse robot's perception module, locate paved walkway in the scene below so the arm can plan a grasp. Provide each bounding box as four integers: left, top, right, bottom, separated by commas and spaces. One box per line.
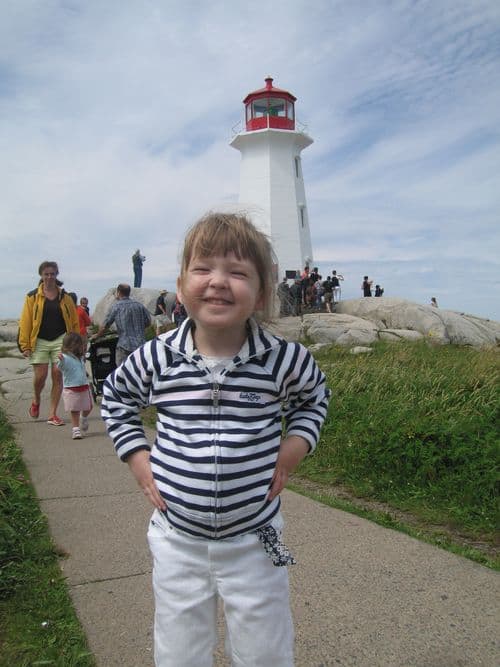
1, 352, 499, 667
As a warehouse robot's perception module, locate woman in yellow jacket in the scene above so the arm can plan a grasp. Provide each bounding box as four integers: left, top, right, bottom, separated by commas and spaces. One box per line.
19, 261, 79, 425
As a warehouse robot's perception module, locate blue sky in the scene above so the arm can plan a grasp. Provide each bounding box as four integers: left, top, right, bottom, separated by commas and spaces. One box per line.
1, 0, 499, 320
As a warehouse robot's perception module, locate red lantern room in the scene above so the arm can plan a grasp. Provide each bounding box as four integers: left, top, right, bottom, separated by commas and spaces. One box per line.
243, 76, 296, 131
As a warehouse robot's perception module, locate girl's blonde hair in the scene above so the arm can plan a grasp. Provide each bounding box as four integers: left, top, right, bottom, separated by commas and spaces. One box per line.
180, 212, 276, 320
61, 332, 85, 358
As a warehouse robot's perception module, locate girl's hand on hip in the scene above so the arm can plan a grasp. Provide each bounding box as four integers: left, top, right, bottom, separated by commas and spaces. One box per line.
127, 450, 166, 511
268, 436, 309, 501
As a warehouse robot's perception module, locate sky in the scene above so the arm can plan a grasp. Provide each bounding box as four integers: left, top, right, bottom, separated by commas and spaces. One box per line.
1, 0, 499, 321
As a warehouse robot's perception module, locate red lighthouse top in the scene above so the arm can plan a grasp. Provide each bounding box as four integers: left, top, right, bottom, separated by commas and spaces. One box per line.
243, 76, 296, 131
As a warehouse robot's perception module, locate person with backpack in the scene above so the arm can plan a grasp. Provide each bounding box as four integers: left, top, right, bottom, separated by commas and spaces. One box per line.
18, 261, 79, 426
322, 276, 334, 313
154, 289, 169, 334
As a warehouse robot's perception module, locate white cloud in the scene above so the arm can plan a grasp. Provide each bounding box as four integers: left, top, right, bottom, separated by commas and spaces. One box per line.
1, 0, 499, 322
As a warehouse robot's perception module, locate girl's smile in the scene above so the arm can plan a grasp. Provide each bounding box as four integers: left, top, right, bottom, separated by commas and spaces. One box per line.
177, 252, 264, 354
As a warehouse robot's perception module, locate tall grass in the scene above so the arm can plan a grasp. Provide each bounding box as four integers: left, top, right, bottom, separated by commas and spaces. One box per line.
302, 341, 499, 535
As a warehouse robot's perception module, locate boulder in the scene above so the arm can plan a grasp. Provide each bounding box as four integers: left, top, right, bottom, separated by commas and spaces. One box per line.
267, 317, 304, 342
303, 313, 378, 347
267, 298, 499, 349
336, 298, 448, 341
92, 289, 177, 326
437, 310, 500, 347
269, 313, 378, 347
336, 298, 500, 347
379, 329, 424, 342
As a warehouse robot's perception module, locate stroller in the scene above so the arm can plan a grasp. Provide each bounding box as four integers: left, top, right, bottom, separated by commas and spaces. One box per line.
87, 335, 118, 401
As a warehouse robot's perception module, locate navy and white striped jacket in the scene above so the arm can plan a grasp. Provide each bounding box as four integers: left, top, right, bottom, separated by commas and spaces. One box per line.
101, 318, 330, 539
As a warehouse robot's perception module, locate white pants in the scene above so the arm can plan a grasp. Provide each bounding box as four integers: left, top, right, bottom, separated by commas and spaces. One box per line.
147, 510, 294, 667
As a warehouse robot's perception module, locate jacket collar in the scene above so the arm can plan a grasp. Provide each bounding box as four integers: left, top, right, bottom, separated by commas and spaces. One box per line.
37, 284, 66, 301
164, 317, 280, 366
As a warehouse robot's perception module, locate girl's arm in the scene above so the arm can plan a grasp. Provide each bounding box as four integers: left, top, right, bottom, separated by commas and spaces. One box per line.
126, 450, 166, 510
268, 435, 309, 501
280, 343, 330, 453
101, 343, 154, 461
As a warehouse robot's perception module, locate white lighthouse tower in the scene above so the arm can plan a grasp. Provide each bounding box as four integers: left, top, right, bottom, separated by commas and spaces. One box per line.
230, 76, 314, 280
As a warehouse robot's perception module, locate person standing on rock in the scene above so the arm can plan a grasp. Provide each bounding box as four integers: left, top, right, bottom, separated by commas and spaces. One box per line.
362, 275, 373, 297
322, 276, 334, 313
154, 289, 169, 334
132, 249, 146, 288
19, 261, 80, 426
93, 283, 151, 366
331, 270, 344, 303
277, 277, 292, 317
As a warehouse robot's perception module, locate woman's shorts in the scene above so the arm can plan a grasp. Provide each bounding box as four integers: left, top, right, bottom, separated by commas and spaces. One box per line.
62, 386, 92, 413
30, 334, 65, 365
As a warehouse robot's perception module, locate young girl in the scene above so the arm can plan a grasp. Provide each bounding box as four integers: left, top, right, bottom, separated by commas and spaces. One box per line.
57, 332, 93, 440
101, 212, 330, 666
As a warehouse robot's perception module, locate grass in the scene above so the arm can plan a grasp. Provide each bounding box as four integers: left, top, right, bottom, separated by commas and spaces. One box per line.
0, 409, 95, 666
297, 341, 499, 563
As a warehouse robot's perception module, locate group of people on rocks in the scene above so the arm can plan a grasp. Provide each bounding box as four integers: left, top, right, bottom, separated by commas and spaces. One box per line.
277, 266, 345, 317
361, 276, 384, 297
277, 268, 389, 316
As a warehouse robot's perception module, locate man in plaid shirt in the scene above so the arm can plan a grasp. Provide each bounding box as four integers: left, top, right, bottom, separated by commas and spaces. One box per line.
94, 283, 151, 365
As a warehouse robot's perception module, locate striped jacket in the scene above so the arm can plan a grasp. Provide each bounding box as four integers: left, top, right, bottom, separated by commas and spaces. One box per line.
101, 318, 330, 539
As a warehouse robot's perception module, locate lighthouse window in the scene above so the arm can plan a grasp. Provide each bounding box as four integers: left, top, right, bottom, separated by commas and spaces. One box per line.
252, 101, 267, 118
295, 157, 301, 178
251, 98, 290, 120
300, 207, 305, 227
268, 97, 286, 117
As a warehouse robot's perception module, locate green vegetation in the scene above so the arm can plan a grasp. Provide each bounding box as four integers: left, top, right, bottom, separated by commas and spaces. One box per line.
297, 341, 499, 562
0, 410, 95, 666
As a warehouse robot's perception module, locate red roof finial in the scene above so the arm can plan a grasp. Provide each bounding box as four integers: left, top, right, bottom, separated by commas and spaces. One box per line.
265, 76, 273, 90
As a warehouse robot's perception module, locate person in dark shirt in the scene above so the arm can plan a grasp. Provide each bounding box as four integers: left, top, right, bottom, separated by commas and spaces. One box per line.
362, 276, 373, 297
132, 249, 146, 288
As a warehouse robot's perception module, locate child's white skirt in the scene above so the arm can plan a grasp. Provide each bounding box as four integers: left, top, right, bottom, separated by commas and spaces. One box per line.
148, 509, 294, 667
62, 386, 92, 413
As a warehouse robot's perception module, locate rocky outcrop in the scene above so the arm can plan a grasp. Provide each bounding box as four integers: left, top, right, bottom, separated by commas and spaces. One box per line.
267, 298, 499, 348
2, 297, 498, 349
335, 298, 500, 347
92, 288, 177, 326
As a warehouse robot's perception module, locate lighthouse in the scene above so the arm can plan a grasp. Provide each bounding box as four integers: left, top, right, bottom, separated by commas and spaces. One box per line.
230, 76, 314, 281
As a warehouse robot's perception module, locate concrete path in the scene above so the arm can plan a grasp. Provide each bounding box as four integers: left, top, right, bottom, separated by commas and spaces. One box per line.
1, 351, 499, 667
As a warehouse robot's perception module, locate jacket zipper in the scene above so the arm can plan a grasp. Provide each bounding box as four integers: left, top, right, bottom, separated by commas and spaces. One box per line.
211, 381, 220, 408
211, 380, 220, 537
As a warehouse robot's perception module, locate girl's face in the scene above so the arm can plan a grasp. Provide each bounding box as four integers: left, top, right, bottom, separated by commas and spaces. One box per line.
177, 252, 263, 337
